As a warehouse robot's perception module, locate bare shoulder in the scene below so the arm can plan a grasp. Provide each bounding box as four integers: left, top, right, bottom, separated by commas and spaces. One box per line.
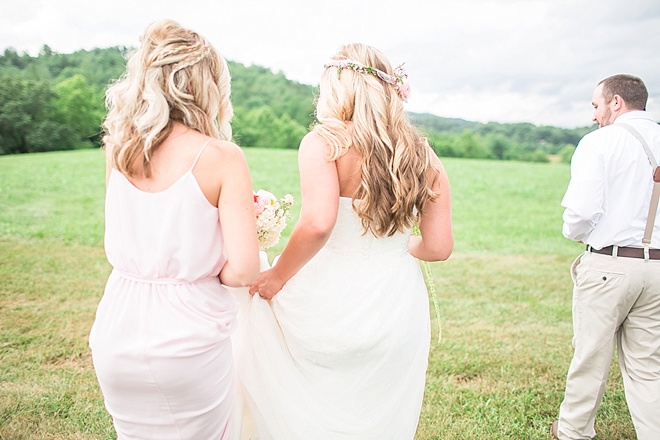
192, 138, 249, 181
426, 143, 445, 173
299, 130, 320, 146
206, 139, 245, 158
191, 138, 250, 205
200, 139, 248, 168
424, 144, 448, 191
298, 131, 330, 158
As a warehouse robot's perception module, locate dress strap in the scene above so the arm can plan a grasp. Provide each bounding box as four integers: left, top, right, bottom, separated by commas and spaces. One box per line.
190, 138, 214, 171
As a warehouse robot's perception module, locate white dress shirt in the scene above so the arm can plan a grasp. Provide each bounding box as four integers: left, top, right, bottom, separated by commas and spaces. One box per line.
561, 111, 660, 250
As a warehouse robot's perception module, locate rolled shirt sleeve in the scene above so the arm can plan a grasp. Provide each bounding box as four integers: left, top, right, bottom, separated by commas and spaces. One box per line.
561, 135, 604, 242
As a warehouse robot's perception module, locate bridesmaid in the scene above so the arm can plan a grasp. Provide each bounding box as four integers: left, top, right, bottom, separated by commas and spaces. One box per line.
89, 20, 259, 439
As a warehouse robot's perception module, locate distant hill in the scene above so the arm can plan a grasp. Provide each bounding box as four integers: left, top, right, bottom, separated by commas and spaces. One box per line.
0, 46, 591, 161
409, 112, 480, 133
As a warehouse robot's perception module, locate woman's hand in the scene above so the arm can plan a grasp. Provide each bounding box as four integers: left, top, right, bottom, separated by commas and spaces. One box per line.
249, 268, 286, 300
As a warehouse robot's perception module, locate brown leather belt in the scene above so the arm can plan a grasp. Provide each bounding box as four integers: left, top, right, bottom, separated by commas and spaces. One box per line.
587, 245, 660, 260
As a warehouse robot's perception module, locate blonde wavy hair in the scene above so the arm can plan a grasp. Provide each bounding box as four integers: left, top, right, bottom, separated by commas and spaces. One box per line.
103, 20, 233, 177
314, 43, 436, 237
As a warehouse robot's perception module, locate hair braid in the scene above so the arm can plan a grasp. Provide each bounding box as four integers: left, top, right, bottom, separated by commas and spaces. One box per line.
103, 20, 233, 177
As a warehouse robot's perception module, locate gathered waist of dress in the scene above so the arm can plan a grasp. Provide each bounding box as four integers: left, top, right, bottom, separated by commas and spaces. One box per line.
112, 269, 219, 285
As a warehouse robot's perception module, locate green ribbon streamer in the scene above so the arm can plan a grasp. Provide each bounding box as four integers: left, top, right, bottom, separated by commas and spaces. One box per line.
422, 260, 442, 344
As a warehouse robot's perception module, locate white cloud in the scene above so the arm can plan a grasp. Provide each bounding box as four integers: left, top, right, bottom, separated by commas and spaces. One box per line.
1, 0, 659, 128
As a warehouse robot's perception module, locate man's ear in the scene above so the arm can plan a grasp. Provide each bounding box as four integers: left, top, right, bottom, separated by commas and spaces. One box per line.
611, 94, 624, 111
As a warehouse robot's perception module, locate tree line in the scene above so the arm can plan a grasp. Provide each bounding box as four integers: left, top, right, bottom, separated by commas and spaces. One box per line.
0, 46, 591, 162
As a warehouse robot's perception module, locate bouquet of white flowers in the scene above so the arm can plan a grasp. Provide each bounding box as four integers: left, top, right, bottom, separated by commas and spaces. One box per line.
253, 189, 294, 251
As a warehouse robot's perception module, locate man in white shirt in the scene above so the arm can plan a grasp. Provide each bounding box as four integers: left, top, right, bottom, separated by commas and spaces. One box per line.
552, 74, 660, 440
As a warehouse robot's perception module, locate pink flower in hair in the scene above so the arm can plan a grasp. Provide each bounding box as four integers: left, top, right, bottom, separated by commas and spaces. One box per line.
397, 82, 411, 102
325, 60, 411, 104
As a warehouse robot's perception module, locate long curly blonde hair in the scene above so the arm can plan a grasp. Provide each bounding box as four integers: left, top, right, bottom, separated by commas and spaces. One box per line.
314, 43, 435, 237
103, 20, 233, 176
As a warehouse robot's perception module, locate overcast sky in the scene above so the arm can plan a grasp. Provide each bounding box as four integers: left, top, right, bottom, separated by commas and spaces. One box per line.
2, 0, 659, 128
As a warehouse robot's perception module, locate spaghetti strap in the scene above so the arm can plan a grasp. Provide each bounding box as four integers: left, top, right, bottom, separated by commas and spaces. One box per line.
190, 138, 214, 171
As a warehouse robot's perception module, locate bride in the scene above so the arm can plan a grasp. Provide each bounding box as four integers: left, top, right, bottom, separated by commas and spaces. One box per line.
233, 43, 453, 439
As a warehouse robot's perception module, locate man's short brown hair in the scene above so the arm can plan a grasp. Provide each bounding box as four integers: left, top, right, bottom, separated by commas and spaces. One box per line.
599, 74, 648, 110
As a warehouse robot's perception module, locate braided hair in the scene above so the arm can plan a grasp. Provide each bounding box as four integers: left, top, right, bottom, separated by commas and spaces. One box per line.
103, 20, 233, 177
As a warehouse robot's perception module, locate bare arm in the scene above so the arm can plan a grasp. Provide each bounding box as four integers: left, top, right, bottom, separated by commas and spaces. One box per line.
249, 132, 339, 299
408, 148, 453, 261
213, 141, 260, 286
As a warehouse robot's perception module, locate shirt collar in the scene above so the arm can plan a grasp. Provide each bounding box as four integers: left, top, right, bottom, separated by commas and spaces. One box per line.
614, 110, 656, 124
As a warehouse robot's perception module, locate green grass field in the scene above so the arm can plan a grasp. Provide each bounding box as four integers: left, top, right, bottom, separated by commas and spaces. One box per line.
0, 149, 636, 439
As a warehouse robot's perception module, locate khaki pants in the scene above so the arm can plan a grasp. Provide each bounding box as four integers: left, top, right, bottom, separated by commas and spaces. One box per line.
557, 251, 660, 440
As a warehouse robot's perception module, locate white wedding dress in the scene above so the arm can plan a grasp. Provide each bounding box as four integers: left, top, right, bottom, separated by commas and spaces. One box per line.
231, 197, 431, 440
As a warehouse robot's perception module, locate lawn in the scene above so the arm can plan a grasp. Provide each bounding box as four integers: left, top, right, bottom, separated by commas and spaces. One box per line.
0, 148, 635, 439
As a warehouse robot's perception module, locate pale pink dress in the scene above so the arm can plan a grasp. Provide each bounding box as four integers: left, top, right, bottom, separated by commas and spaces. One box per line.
89, 140, 238, 439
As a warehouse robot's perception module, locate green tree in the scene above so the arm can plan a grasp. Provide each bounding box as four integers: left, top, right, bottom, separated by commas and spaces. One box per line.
456, 131, 493, 159
520, 149, 550, 163
276, 113, 307, 149
559, 144, 576, 164
233, 106, 307, 149
428, 132, 458, 158
231, 107, 262, 147
0, 75, 77, 154
24, 120, 77, 153
487, 134, 509, 160
0, 48, 29, 69
229, 62, 315, 129
54, 74, 104, 147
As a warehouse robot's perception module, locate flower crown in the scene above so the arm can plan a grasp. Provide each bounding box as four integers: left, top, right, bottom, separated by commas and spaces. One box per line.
324, 59, 410, 102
